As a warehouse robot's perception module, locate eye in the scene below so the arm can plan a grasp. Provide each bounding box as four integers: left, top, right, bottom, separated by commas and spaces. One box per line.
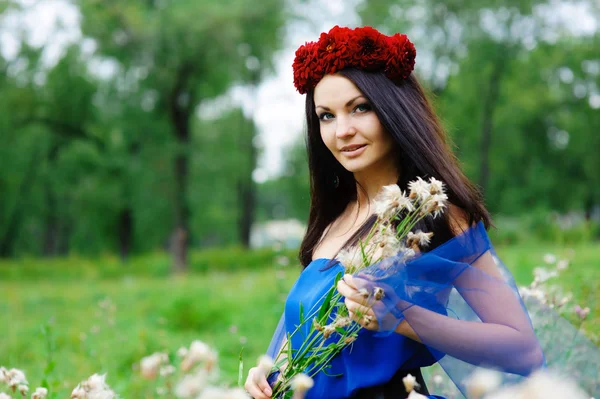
353, 103, 372, 113
318, 112, 334, 121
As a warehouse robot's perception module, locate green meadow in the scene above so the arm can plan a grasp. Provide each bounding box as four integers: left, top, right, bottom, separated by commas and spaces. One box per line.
1, 242, 598, 398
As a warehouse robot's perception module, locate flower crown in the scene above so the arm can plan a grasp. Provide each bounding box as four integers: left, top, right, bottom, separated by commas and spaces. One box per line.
292, 25, 416, 94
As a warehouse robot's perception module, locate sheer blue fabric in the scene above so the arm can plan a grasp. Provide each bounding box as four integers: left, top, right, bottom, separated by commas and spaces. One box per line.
267, 222, 600, 398
268, 258, 442, 399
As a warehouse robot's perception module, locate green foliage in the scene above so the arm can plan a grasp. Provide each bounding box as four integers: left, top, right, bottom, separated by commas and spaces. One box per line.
0, 243, 598, 397
489, 214, 600, 246
1, 1, 599, 259
0, 247, 297, 281
257, 138, 311, 221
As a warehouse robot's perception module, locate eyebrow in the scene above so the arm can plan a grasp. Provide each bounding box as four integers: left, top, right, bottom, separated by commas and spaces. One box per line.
315, 95, 366, 111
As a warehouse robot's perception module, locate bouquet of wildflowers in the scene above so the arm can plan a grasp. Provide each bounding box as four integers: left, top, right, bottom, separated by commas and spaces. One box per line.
260, 177, 448, 398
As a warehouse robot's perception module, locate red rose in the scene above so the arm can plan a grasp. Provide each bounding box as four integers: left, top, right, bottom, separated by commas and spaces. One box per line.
316, 26, 354, 74
292, 26, 416, 93
351, 26, 389, 71
385, 33, 416, 81
293, 41, 321, 94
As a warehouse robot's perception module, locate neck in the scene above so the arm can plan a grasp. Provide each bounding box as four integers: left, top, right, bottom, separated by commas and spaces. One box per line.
353, 161, 400, 210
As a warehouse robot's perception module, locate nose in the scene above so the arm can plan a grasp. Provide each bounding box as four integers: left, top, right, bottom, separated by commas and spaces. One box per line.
335, 115, 357, 139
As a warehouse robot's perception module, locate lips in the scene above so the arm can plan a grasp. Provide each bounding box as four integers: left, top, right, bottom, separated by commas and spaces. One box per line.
341, 144, 367, 152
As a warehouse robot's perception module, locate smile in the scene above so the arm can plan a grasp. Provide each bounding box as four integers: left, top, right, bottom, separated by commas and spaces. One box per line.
341, 144, 367, 157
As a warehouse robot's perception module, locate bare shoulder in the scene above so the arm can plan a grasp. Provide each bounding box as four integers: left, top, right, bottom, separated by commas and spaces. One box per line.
447, 203, 474, 236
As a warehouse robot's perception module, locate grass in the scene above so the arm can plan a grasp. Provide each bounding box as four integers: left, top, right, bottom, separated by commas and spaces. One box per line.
0, 241, 598, 398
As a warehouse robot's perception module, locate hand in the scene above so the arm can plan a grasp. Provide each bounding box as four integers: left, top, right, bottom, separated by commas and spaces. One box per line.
244, 367, 272, 398
336, 274, 380, 331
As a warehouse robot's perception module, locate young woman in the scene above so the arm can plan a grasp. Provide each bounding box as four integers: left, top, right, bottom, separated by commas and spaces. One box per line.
245, 26, 547, 399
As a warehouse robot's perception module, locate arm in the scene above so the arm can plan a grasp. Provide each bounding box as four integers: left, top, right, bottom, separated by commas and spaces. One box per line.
341, 206, 544, 375
393, 250, 543, 375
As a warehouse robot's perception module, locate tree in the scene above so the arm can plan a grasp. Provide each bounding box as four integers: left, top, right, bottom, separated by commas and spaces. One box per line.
77, 0, 287, 270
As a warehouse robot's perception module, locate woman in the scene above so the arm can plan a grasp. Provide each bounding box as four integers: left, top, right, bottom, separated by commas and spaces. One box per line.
245, 26, 545, 399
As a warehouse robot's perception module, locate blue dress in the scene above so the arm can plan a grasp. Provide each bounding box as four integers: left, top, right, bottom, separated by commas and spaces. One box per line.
269, 223, 600, 397
284, 258, 444, 399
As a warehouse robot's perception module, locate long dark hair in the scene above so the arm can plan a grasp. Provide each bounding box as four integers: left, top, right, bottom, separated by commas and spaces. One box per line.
298, 69, 492, 268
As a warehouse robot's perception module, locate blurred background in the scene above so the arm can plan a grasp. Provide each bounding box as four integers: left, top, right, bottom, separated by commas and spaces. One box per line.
0, 0, 599, 397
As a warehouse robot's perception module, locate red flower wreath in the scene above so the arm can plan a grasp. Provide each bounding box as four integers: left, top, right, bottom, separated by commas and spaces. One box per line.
292, 26, 416, 94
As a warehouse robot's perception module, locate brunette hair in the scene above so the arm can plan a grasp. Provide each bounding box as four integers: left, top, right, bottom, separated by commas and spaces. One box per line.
298, 69, 492, 268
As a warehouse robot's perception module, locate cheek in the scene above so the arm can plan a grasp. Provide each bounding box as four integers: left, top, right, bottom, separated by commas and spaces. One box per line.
320, 126, 337, 151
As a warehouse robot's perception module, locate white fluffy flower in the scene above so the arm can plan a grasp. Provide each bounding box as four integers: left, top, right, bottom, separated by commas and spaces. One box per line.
291, 373, 314, 399
6, 368, 27, 388
402, 374, 420, 392
0, 393, 12, 399
432, 374, 443, 385
32, 387, 49, 399
176, 347, 188, 358
373, 184, 414, 220
533, 267, 558, 283
333, 316, 352, 328
428, 177, 445, 195
543, 253, 557, 264
407, 391, 428, 399
0, 367, 7, 384
181, 341, 218, 371
556, 259, 569, 270
140, 352, 169, 380
465, 369, 501, 398
408, 177, 431, 202
196, 386, 227, 399
159, 365, 176, 377
174, 372, 208, 398
424, 193, 448, 218
71, 374, 116, 399
378, 234, 403, 259
257, 355, 274, 376
336, 247, 364, 272
18, 385, 28, 395
406, 231, 434, 249
225, 388, 251, 399
484, 370, 588, 399
84, 374, 106, 391
71, 384, 86, 399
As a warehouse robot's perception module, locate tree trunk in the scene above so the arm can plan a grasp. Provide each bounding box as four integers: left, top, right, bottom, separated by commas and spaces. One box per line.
42, 184, 59, 256
118, 207, 133, 260
238, 177, 256, 248
478, 54, 506, 195
168, 67, 193, 272
0, 150, 40, 257
43, 141, 62, 256
172, 146, 190, 272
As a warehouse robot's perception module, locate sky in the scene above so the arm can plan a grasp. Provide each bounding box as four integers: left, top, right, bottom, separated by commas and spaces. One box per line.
0, 0, 597, 182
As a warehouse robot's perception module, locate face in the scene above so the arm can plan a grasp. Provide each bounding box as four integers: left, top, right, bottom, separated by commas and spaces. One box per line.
313, 74, 397, 177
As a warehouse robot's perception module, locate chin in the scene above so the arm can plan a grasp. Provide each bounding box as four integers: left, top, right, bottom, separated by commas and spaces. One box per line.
339, 160, 371, 174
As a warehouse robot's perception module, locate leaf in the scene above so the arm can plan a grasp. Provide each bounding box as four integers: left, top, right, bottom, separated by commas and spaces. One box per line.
322, 368, 344, 377
238, 347, 244, 388
286, 332, 293, 363
318, 275, 342, 321
44, 360, 56, 375
299, 302, 305, 324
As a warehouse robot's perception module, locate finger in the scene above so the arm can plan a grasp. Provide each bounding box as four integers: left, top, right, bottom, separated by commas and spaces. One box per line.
246, 385, 269, 399
343, 274, 359, 289
245, 380, 269, 399
338, 280, 370, 303
256, 375, 273, 397
345, 298, 373, 318
246, 369, 271, 399
336, 279, 353, 296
